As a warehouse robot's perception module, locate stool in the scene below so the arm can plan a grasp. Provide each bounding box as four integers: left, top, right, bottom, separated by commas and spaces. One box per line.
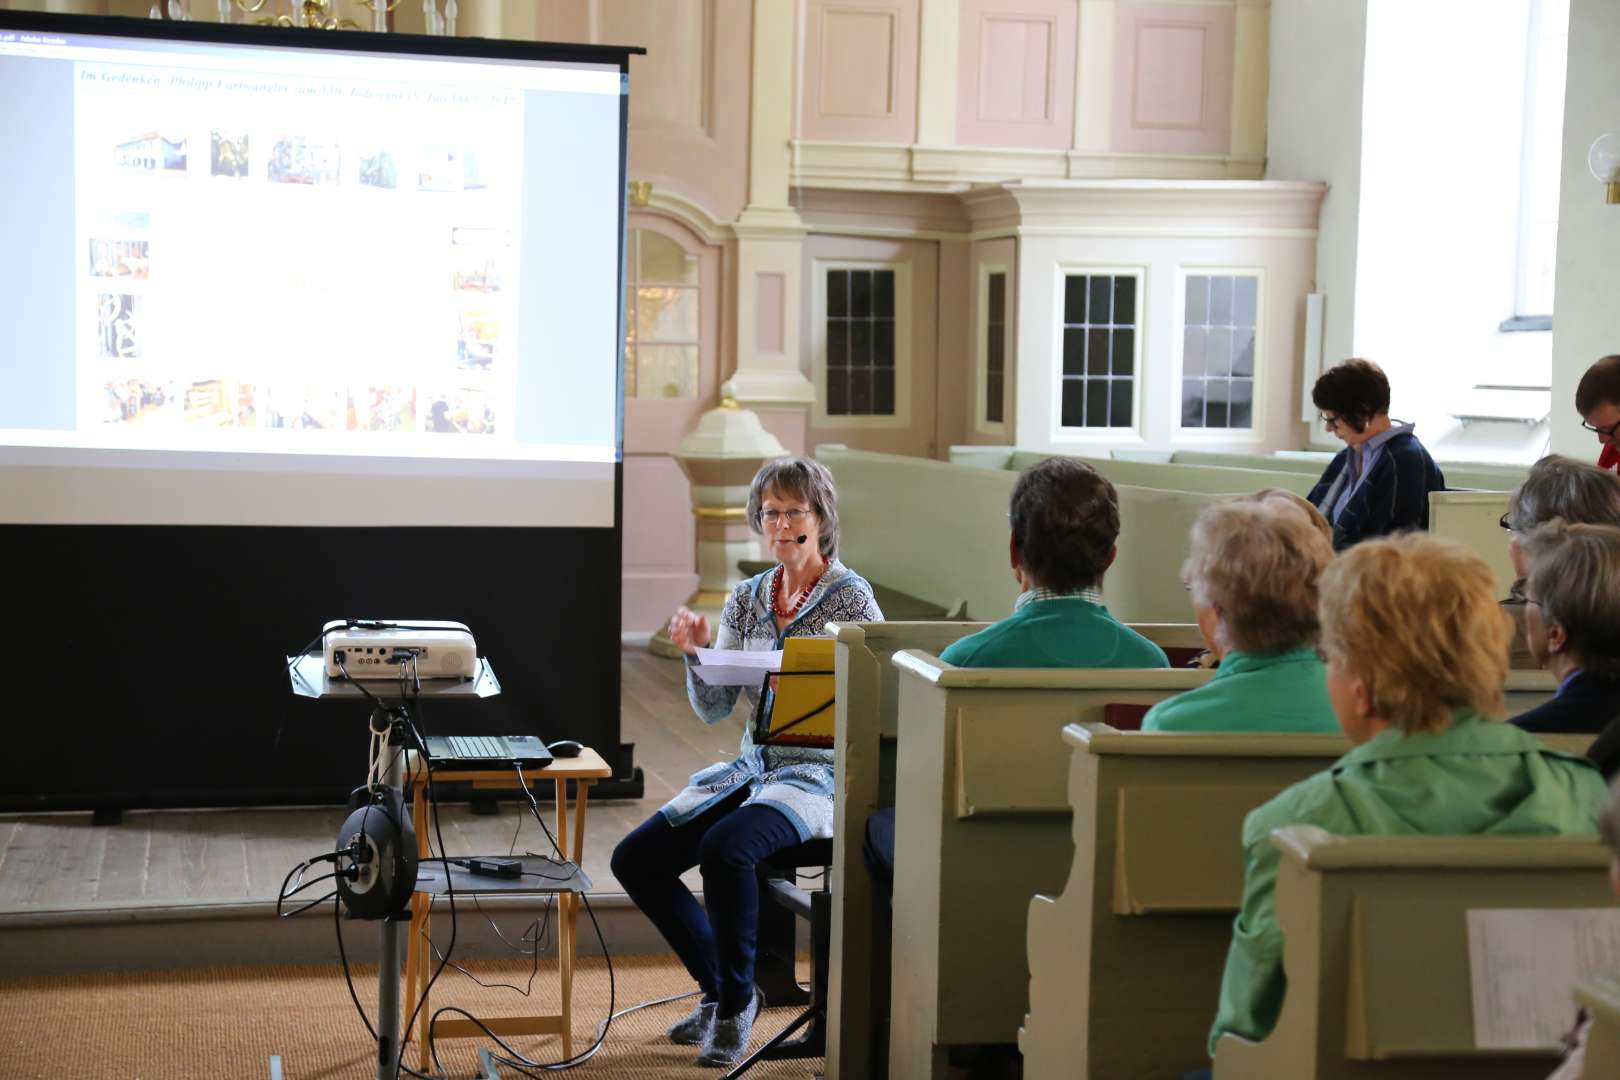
725, 838, 833, 1079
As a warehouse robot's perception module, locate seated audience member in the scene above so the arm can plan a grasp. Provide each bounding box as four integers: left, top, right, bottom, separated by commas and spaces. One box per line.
937, 456, 1170, 668
1306, 359, 1445, 550
866, 456, 1167, 904
1142, 501, 1338, 733
1548, 776, 1620, 1080
1499, 456, 1620, 665
1246, 487, 1333, 543
1511, 523, 1620, 775
1205, 533, 1606, 1060
1575, 354, 1620, 472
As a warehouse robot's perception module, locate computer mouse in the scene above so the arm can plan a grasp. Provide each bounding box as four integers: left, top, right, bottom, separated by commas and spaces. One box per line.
548, 739, 584, 758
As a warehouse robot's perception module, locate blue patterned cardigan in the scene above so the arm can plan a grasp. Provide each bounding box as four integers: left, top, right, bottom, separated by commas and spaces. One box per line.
665, 559, 883, 841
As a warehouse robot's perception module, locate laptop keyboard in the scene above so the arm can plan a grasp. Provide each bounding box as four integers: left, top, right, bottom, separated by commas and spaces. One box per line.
448, 735, 505, 759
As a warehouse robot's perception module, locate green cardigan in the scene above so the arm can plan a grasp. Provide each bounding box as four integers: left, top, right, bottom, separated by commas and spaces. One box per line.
1208, 710, 1606, 1056
1141, 648, 1339, 734
939, 596, 1169, 670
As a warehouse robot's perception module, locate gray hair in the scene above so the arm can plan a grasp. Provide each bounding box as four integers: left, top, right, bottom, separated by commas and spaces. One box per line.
1507, 455, 1620, 532
1520, 520, 1620, 681
1182, 500, 1334, 654
745, 456, 840, 561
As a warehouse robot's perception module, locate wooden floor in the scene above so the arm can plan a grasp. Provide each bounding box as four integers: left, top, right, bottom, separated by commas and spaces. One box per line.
0, 647, 738, 913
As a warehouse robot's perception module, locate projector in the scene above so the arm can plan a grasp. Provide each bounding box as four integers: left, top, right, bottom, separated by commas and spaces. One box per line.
322, 619, 477, 680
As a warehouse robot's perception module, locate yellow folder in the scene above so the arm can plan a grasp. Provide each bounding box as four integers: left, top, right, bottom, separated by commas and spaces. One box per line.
763, 637, 836, 748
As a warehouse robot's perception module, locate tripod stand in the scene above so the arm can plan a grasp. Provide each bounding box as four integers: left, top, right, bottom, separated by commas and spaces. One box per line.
281, 653, 501, 1080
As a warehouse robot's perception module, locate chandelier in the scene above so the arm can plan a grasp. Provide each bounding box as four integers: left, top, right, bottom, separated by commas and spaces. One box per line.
153, 0, 458, 35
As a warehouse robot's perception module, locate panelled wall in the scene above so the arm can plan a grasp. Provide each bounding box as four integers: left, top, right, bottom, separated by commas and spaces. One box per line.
794, 0, 1269, 188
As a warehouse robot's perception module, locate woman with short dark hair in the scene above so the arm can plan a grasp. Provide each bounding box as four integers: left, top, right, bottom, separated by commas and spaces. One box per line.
611, 456, 882, 1067
1306, 358, 1445, 549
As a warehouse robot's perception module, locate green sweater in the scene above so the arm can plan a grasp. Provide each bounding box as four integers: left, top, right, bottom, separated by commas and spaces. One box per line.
1209, 710, 1606, 1056
939, 596, 1169, 669
1141, 648, 1339, 734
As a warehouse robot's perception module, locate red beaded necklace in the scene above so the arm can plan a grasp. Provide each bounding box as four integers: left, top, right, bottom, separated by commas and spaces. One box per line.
772, 561, 828, 621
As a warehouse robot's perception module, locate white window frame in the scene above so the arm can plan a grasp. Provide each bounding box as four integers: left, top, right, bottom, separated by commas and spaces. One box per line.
1172, 265, 1267, 443
973, 261, 1010, 438
810, 257, 912, 429
1049, 264, 1146, 445
1507, 0, 1567, 329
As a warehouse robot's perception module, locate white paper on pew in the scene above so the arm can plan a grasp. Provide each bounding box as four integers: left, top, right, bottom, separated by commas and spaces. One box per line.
690, 664, 776, 687
1466, 907, 1620, 1048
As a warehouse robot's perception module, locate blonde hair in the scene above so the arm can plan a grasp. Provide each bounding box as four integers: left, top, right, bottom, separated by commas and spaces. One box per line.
1183, 500, 1334, 654
1242, 487, 1334, 545
1318, 533, 1510, 733
1519, 520, 1620, 680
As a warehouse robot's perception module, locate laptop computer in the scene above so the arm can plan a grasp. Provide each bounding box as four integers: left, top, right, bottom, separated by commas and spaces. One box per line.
422, 733, 554, 768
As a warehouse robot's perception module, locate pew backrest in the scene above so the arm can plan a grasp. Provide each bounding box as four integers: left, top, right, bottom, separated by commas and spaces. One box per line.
886, 651, 1213, 1072
1213, 825, 1616, 1079
1429, 489, 1516, 596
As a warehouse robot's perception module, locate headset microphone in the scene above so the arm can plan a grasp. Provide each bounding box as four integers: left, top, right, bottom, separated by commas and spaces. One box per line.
795, 534, 809, 545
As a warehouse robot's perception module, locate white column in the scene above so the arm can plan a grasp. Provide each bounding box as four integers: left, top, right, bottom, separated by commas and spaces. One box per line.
915, 0, 960, 148
731, 0, 815, 408
1071, 0, 1116, 159
1550, 0, 1620, 455
1230, 0, 1271, 163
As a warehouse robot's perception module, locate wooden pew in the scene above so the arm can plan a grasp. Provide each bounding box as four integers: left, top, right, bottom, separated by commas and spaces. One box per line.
1020, 719, 1586, 1080
825, 620, 1205, 1080
1212, 825, 1616, 1079
1429, 489, 1515, 596
1019, 722, 1351, 1080
885, 651, 1213, 1079
1576, 973, 1620, 1077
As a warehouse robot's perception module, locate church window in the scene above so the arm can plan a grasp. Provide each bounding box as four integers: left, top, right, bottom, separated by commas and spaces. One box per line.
1059, 273, 1137, 429
825, 267, 897, 417
624, 229, 700, 399
1180, 273, 1258, 430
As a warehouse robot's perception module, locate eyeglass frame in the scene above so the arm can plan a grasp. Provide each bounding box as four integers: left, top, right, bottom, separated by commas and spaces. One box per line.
759, 507, 814, 527
1582, 418, 1620, 439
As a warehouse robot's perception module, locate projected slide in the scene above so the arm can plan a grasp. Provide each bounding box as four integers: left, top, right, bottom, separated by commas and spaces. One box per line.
73, 62, 524, 446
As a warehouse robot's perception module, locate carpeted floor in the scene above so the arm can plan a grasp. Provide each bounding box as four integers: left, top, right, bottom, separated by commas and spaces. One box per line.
0, 953, 821, 1080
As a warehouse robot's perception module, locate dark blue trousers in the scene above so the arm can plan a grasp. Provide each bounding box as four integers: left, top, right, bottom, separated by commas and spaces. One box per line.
611, 787, 801, 1017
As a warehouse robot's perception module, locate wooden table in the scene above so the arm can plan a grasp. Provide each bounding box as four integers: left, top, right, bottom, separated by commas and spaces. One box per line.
400, 747, 613, 1069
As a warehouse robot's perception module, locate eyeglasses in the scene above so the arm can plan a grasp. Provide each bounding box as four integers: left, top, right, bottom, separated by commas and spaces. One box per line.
1318, 412, 1342, 432
1582, 418, 1620, 438
760, 508, 812, 526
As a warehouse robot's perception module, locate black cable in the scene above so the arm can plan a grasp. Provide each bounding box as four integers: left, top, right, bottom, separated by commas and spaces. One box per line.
392, 700, 460, 1080
281, 889, 337, 918
335, 890, 379, 1040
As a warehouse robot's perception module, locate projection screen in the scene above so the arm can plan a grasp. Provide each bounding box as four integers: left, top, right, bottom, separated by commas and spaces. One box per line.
0, 17, 626, 527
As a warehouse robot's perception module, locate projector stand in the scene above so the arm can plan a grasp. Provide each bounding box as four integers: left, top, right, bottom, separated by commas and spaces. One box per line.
280, 654, 501, 1080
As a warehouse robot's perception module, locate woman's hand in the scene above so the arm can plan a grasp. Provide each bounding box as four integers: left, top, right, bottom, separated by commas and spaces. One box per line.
669, 607, 712, 656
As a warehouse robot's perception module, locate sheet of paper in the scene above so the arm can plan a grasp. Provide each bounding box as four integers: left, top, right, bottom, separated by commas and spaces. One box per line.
1467, 907, 1620, 1048
694, 647, 782, 669
690, 664, 774, 688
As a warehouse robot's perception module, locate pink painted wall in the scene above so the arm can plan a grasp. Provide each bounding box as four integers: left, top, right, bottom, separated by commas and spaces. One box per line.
799, 0, 921, 144
621, 454, 700, 633
533, 0, 752, 224
1111, 1, 1235, 156
955, 0, 1078, 150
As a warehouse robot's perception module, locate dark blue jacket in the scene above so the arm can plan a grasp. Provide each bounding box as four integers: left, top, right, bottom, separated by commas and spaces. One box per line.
1512, 670, 1620, 780
1306, 431, 1445, 550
